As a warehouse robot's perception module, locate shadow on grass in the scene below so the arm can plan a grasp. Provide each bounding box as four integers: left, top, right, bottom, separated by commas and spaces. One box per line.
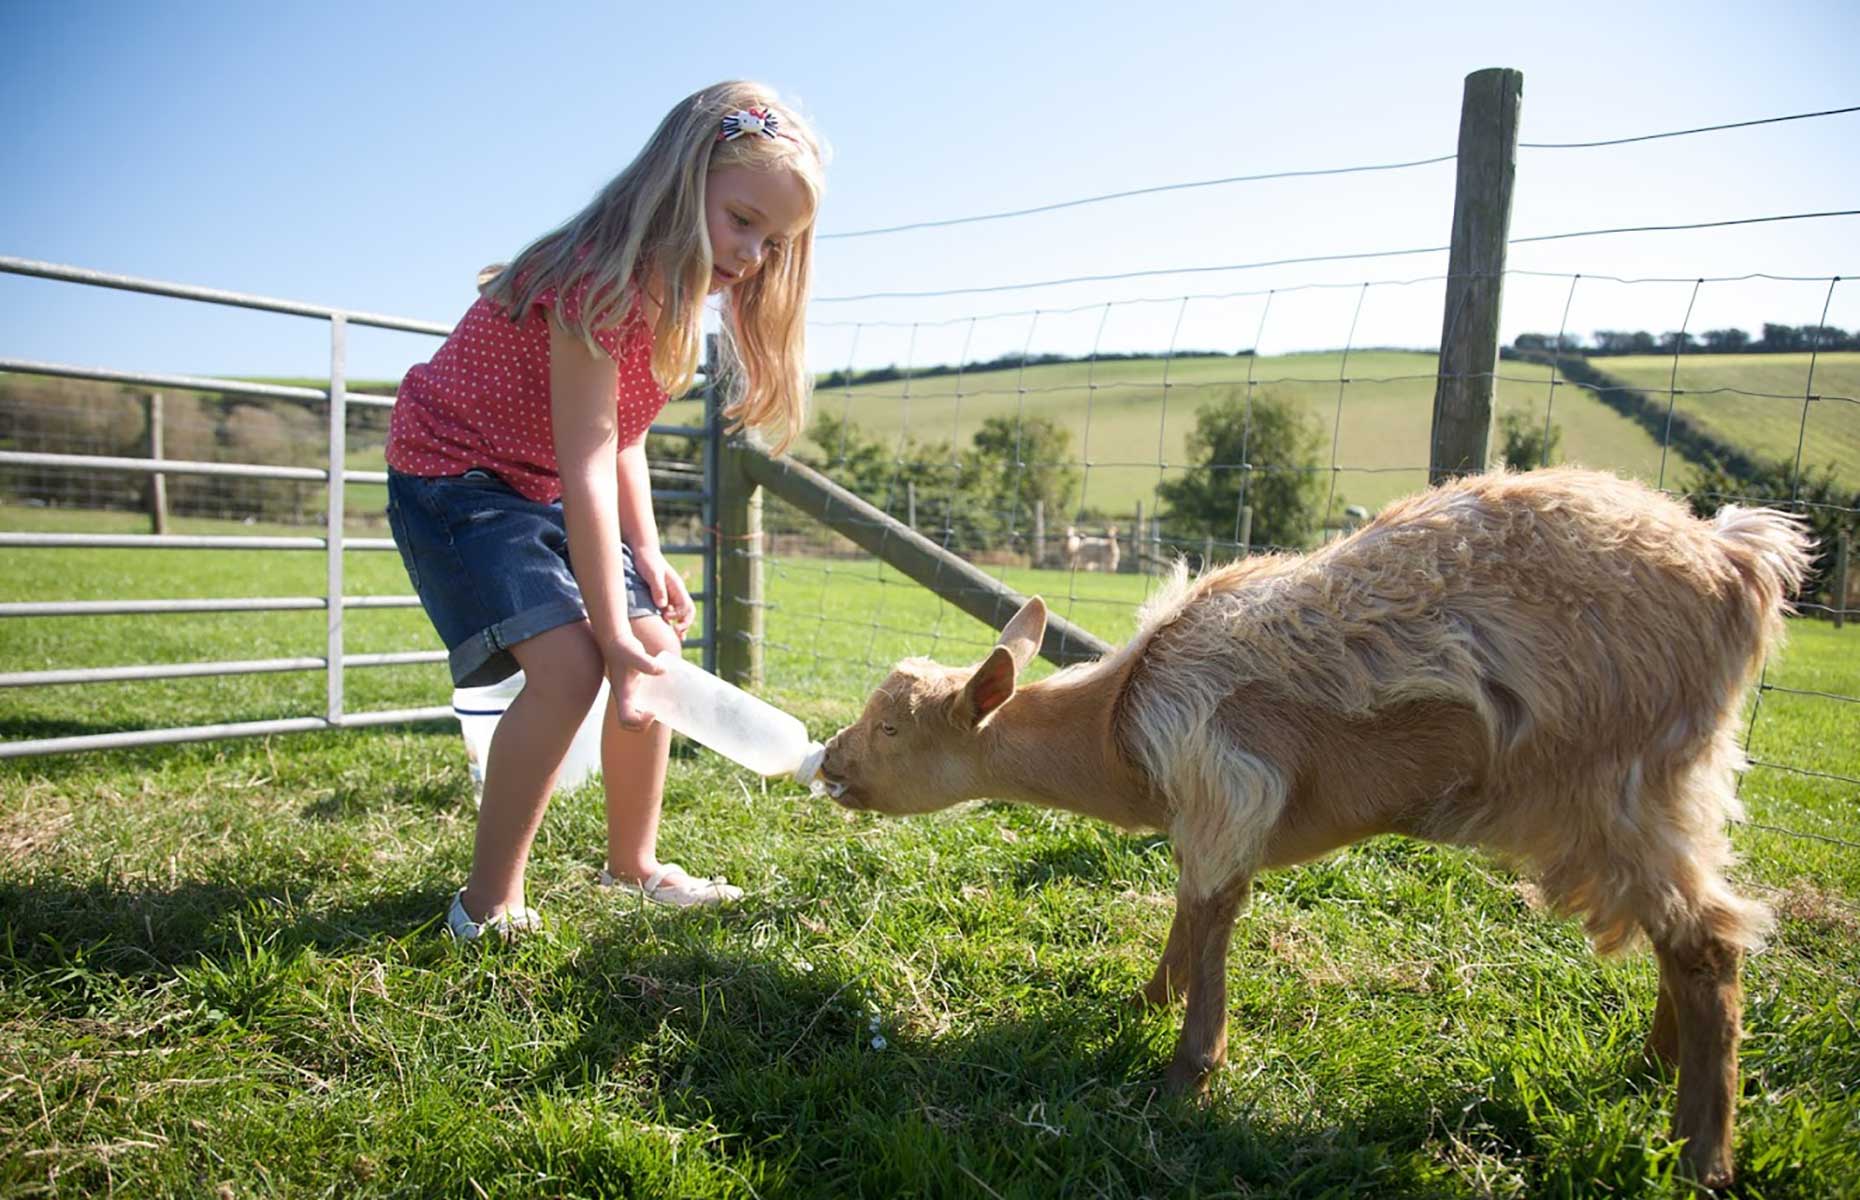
524, 928, 1510, 1198
0, 875, 450, 984
0, 715, 141, 742
1007, 833, 1169, 893
0, 873, 1709, 1196
0, 717, 460, 783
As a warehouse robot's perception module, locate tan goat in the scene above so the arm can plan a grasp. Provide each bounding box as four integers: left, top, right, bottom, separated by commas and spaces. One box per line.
817, 467, 1811, 1188
1064, 524, 1122, 572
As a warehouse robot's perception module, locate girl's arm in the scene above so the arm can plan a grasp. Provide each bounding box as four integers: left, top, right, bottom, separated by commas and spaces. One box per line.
614, 438, 660, 558
549, 323, 662, 723
617, 437, 695, 637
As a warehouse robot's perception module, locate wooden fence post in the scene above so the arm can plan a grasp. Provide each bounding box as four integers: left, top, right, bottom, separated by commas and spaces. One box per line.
1430, 67, 1523, 484
145, 392, 168, 534
1238, 505, 1253, 557
1131, 501, 1143, 574
710, 338, 763, 688
1032, 499, 1045, 567
1835, 527, 1851, 631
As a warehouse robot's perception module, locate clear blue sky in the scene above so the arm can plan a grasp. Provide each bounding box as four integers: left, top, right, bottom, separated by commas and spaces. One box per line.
3, 0, 1856, 382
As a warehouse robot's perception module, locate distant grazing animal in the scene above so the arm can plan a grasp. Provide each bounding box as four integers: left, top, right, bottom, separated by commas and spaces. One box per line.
1064, 524, 1122, 572
817, 467, 1810, 1189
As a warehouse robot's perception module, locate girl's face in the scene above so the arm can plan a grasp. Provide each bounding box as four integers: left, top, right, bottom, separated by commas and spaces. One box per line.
705, 163, 813, 294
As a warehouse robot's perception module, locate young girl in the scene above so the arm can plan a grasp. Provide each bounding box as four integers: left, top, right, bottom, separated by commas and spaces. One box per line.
385, 81, 826, 939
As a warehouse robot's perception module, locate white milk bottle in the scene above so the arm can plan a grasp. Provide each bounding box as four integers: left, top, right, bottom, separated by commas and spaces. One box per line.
452, 672, 608, 805
631, 651, 826, 786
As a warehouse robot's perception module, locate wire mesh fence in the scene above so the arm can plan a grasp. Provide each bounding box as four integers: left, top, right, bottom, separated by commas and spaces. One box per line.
0, 88, 1852, 857
730, 96, 1859, 862
0, 374, 397, 529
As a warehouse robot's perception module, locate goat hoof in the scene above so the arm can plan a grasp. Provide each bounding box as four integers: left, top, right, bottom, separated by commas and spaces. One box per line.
1637, 1038, 1677, 1074
1642, 1033, 1679, 1071
1163, 1056, 1216, 1097
1128, 984, 1178, 1012
1681, 1149, 1734, 1193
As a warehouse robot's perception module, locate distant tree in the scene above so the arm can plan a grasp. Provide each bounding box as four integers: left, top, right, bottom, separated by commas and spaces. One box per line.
1659, 331, 1697, 354
968, 415, 1079, 546
1514, 331, 1585, 355
1759, 323, 1806, 352
1700, 328, 1750, 353
801, 413, 1083, 552
802, 413, 952, 534
1156, 389, 1327, 550
805, 412, 895, 494
1802, 325, 1852, 351
1591, 329, 1653, 355
1493, 409, 1563, 471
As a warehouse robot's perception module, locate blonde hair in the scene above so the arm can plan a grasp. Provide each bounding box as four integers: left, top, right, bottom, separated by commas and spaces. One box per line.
483, 80, 826, 452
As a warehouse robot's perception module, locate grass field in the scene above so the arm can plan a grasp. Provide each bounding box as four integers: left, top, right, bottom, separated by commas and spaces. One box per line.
1594, 353, 1860, 490
19, 353, 1846, 534
345, 352, 1859, 530
664, 351, 1679, 519
3, 508, 1858, 1197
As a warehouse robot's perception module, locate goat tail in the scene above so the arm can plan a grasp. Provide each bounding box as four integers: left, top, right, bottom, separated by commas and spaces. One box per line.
1711, 505, 1814, 641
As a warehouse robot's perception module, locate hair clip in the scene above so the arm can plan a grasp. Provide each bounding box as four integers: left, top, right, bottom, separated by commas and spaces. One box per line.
716, 106, 781, 143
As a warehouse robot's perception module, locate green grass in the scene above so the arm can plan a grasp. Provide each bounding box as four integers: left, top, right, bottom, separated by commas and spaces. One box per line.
3, 510, 1858, 1197
1593, 353, 1860, 489
668, 351, 1678, 518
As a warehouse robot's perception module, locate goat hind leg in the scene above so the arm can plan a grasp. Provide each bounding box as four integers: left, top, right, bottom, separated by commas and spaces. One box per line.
1644, 966, 1679, 1070
1655, 935, 1743, 1189
1163, 875, 1252, 1095
1132, 904, 1192, 1009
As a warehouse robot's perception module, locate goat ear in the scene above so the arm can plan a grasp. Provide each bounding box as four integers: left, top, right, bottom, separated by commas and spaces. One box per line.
996, 596, 1047, 671
960, 646, 1018, 727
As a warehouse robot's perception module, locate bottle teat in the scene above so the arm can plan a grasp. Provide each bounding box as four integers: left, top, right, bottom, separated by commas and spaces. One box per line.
794, 741, 826, 787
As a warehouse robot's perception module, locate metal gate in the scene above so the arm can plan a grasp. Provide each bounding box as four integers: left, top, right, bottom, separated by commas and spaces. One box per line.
0, 257, 716, 758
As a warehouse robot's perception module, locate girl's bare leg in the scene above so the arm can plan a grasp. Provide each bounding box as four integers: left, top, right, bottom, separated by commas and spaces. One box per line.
602, 613, 683, 882
457, 621, 604, 921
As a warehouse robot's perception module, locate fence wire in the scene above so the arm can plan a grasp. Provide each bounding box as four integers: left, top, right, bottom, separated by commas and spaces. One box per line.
738, 98, 1859, 863
1, 97, 1852, 858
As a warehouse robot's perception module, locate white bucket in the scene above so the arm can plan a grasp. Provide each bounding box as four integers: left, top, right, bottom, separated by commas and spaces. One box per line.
452, 672, 609, 805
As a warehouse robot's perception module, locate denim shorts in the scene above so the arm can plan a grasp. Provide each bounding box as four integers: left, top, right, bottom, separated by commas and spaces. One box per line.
386, 468, 659, 687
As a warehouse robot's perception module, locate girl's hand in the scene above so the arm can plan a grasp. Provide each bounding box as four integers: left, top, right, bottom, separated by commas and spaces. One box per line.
632, 548, 695, 638
603, 632, 664, 731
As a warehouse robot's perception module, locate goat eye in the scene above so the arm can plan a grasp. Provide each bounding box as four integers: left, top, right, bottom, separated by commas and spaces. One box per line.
879, 722, 898, 737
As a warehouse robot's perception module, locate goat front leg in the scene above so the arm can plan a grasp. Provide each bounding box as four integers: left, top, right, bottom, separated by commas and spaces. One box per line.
1163, 874, 1252, 1095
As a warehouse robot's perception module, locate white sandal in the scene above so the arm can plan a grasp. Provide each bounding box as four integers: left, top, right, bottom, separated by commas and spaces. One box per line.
445, 889, 543, 942
599, 862, 743, 907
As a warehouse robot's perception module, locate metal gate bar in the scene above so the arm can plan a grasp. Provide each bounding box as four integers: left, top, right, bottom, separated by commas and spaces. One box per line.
0, 257, 717, 758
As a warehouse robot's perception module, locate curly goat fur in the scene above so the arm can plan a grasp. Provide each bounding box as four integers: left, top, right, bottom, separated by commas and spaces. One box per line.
819, 467, 1811, 1187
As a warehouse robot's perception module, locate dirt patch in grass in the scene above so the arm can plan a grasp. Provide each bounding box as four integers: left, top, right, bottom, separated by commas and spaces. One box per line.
1263, 921, 1437, 994
1769, 879, 1860, 936
0, 787, 73, 864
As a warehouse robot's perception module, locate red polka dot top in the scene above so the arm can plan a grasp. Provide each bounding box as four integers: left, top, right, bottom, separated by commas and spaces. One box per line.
385, 281, 669, 504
